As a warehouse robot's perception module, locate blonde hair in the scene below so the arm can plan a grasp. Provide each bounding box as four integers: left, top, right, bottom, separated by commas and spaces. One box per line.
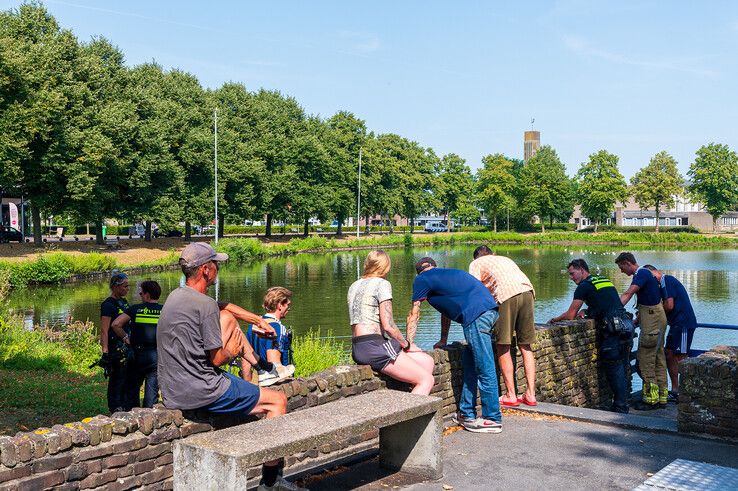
263, 287, 293, 312
363, 250, 391, 278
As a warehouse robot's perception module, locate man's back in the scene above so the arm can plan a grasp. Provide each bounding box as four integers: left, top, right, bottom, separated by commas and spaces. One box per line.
157, 286, 230, 410
469, 254, 534, 303
661, 275, 697, 328
412, 268, 496, 327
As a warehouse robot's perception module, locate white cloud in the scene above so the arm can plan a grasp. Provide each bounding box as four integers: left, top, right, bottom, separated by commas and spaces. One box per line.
563, 35, 717, 77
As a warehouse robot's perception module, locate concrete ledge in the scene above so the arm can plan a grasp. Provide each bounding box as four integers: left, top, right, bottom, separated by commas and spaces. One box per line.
508, 402, 678, 434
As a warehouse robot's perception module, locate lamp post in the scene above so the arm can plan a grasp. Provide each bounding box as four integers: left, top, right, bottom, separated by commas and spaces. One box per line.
214, 107, 219, 244
356, 147, 362, 239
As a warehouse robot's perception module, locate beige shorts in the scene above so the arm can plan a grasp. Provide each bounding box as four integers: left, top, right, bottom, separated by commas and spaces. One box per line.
494, 290, 536, 345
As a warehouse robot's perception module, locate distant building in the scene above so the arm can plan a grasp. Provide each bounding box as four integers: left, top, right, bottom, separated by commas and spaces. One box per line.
524, 131, 540, 162
570, 194, 738, 232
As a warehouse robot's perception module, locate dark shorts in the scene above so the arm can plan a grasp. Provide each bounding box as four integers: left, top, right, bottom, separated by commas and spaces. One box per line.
665, 326, 695, 354
202, 372, 261, 415
352, 334, 402, 371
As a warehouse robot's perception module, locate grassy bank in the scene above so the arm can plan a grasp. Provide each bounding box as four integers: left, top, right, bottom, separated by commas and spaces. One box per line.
2, 231, 738, 289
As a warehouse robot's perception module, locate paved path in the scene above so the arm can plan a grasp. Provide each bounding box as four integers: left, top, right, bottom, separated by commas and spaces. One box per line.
301, 410, 738, 491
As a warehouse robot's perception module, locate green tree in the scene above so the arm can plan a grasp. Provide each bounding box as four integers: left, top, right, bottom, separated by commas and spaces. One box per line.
0, 4, 87, 245
575, 149, 629, 232
631, 151, 683, 233
688, 143, 738, 232
477, 154, 516, 232
436, 153, 473, 226
518, 145, 573, 232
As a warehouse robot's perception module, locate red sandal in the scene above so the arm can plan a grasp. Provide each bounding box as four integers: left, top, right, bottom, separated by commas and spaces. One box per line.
518, 394, 538, 407
499, 396, 520, 407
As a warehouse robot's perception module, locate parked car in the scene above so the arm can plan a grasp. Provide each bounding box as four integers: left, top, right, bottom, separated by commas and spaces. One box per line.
0, 226, 23, 243
153, 228, 183, 238
424, 221, 448, 233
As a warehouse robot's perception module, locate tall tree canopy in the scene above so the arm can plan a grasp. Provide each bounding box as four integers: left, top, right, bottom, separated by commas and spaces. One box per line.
576, 150, 629, 232
477, 154, 516, 232
631, 151, 683, 232
688, 143, 738, 232
518, 145, 573, 232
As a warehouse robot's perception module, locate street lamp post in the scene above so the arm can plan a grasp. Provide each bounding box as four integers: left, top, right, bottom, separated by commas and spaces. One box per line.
356, 147, 362, 239
214, 108, 219, 244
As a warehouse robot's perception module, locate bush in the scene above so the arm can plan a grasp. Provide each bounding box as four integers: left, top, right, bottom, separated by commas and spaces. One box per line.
579, 224, 700, 234
292, 329, 348, 377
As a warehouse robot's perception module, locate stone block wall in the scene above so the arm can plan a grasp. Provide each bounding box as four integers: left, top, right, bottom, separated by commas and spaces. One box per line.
678, 345, 738, 439
0, 320, 610, 490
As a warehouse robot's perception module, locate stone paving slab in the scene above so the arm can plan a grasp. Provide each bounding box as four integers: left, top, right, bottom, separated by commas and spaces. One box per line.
510, 401, 678, 434
633, 458, 738, 490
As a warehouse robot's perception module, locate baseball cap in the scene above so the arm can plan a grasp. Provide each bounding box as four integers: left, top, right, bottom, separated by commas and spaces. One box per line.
179, 242, 229, 268
109, 271, 129, 288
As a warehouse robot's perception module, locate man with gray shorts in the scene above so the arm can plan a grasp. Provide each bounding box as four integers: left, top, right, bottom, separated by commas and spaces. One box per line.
470, 245, 537, 407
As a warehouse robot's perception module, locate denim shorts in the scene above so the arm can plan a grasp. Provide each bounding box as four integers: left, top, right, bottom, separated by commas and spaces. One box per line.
203, 372, 261, 415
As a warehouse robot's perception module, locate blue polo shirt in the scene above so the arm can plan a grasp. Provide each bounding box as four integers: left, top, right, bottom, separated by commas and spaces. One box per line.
246, 314, 290, 365
631, 267, 661, 306
660, 274, 697, 330
411, 268, 497, 327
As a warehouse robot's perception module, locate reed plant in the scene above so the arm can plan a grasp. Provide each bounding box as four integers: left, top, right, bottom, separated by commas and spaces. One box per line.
292, 329, 349, 378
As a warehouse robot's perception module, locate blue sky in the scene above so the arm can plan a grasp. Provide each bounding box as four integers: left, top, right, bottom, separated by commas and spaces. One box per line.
5, 1, 738, 178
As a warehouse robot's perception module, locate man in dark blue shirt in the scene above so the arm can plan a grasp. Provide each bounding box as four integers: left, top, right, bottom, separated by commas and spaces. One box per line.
643, 266, 697, 400
616, 252, 668, 410
406, 257, 502, 434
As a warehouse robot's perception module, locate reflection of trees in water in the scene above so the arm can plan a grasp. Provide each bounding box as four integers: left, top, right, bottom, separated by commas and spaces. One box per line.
667, 270, 731, 301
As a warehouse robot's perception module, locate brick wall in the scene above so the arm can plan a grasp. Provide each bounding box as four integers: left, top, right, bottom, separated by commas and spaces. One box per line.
678, 345, 738, 439
0, 320, 611, 490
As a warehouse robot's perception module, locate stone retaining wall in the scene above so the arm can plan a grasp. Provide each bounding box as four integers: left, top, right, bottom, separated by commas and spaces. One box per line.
0, 320, 611, 490
678, 345, 738, 439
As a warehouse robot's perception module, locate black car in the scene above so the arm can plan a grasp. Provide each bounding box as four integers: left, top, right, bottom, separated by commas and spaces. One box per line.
0, 226, 23, 243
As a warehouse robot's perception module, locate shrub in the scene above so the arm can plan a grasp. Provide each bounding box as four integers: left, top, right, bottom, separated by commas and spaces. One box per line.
292, 329, 349, 377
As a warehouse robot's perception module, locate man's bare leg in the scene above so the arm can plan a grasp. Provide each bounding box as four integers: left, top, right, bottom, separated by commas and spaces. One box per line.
519, 343, 537, 402
497, 344, 518, 402
665, 349, 686, 393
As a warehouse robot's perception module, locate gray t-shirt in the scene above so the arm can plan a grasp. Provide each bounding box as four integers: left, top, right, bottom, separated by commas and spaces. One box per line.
347, 277, 392, 325
157, 286, 230, 409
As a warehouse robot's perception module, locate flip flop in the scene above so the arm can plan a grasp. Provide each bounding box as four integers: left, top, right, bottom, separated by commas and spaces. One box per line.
499, 396, 520, 407
518, 395, 538, 407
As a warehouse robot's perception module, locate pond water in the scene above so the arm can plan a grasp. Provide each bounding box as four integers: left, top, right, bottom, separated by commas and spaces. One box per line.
7, 245, 738, 353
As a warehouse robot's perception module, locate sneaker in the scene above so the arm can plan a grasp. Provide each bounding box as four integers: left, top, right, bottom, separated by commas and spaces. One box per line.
258, 364, 295, 387
667, 391, 679, 403
452, 412, 471, 425
257, 476, 307, 491
460, 417, 502, 434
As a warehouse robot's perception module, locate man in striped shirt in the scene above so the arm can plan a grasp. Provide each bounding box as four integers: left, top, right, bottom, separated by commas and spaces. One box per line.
469, 246, 537, 407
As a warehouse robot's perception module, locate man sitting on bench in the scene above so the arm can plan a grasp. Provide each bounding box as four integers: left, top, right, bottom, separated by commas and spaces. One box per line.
157, 242, 302, 491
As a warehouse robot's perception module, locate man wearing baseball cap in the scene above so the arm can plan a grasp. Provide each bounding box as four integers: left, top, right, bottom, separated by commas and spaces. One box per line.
158, 242, 302, 491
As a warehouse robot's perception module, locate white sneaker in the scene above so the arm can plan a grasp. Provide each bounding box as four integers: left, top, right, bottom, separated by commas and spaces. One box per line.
460, 417, 502, 434
258, 364, 295, 387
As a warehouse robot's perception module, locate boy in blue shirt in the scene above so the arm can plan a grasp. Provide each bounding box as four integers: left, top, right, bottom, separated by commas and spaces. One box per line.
643, 265, 696, 401
246, 287, 295, 385
616, 252, 668, 410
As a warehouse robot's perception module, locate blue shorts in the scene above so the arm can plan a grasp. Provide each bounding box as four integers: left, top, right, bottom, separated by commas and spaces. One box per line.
665, 326, 695, 354
203, 372, 261, 414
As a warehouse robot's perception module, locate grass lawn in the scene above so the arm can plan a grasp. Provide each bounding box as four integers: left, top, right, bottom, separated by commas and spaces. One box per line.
0, 368, 107, 435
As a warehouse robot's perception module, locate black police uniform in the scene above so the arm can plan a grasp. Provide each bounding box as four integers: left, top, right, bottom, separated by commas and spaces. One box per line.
100, 296, 130, 413
123, 302, 162, 408
573, 274, 633, 413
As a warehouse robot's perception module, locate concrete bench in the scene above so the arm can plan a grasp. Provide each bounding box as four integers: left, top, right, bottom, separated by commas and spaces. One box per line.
105, 237, 120, 249
173, 389, 443, 489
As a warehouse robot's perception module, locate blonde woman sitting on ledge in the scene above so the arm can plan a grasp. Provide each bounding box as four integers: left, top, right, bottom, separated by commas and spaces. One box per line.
347, 250, 435, 395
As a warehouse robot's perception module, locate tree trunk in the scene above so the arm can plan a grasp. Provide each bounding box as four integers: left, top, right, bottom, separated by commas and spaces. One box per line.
493, 214, 497, 233
549, 215, 553, 228
594, 220, 599, 233
218, 217, 224, 239
303, 217, 309, 237
713, 216, 720, 233
336, 215, 343, 236
95, 218, 104, 245
388, 215, 394, 234
185, 221, 192, 242
410, 216, 415, 234
365, 214, 370, 234
31, 205, 43, 246
145, 221, 152, 242
540, 219, 545, 233
265, 213, 272, 237
655, 201, 660, 233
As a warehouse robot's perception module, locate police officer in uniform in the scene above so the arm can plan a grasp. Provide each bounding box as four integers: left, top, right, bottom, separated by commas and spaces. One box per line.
99, 271, 131, 413
550, 259, 633, 413
112, 280, 163, 408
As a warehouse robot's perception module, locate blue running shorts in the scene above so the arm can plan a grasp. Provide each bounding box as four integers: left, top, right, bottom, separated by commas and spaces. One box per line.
203, 372, 261, 414
665, 326, 695, 355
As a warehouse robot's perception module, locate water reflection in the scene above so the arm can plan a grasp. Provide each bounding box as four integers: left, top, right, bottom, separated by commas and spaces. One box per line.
6, 246, 738, 351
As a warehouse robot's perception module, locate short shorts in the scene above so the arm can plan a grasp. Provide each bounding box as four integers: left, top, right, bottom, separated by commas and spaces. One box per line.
202, 372, 260, 415
352, 334, 402, 371
494, 290, 536, 345
665, 326, 695, 355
